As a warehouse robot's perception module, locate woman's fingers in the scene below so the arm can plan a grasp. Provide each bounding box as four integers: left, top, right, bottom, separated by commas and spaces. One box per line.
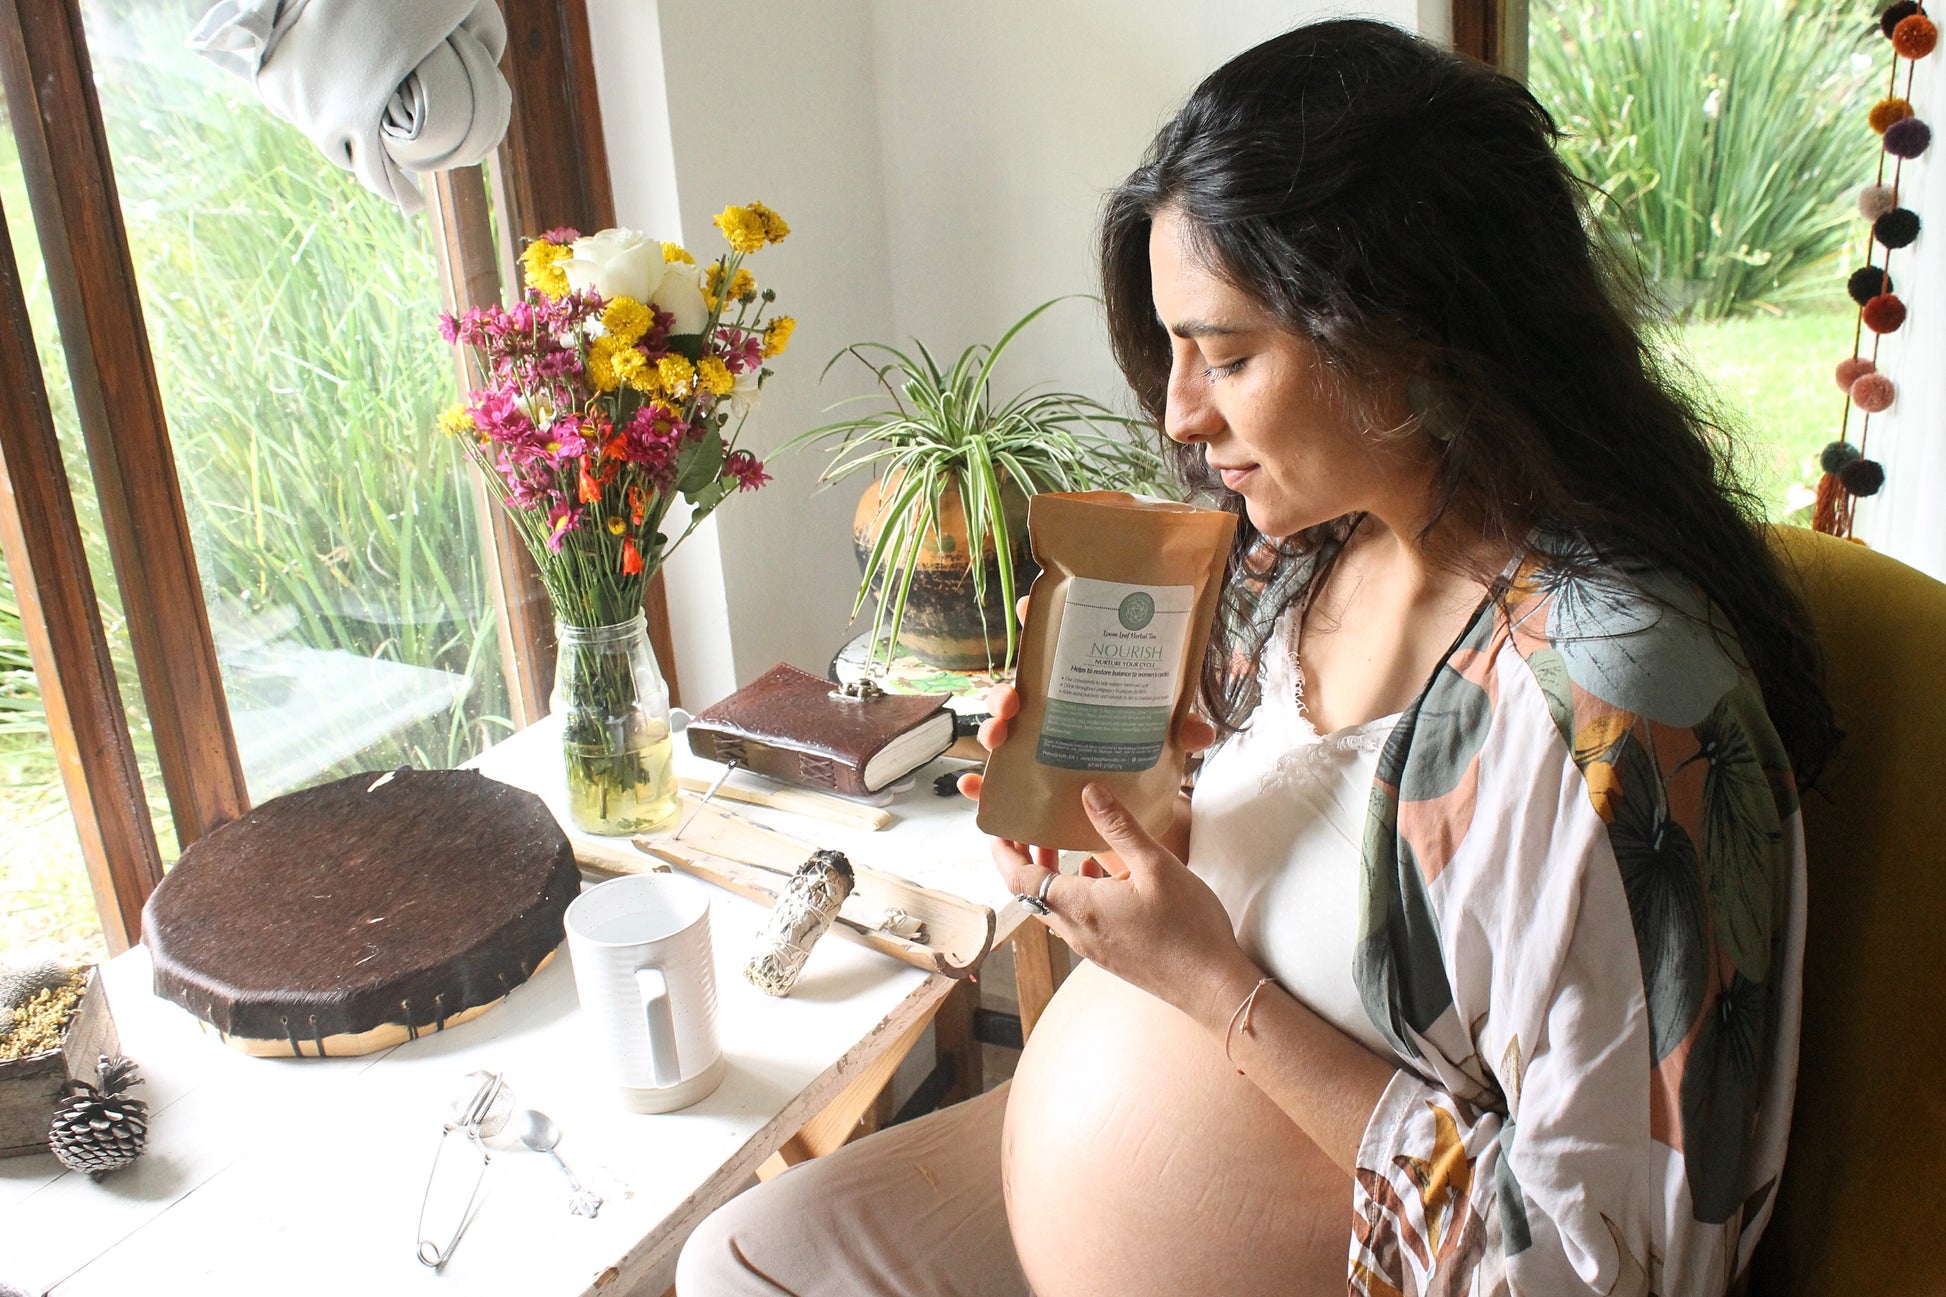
1179, 714, 1219, 754
986, 682, 1019, 720
976, 714, 1010, 753
956, 770, 983, 800
1079, 783, 1170, 878
1016, 595, 1031, 625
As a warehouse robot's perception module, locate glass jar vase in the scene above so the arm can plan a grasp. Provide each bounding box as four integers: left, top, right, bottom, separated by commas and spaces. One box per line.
551, 614, 679, 834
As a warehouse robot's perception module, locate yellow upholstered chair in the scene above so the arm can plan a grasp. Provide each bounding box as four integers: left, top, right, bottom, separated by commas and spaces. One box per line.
1745, 527, 1946, 1291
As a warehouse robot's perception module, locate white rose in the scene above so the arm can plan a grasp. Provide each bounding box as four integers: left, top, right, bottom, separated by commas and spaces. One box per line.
650, 260, 710, 336
561, 227, 665, 303
729, 368, 763, 417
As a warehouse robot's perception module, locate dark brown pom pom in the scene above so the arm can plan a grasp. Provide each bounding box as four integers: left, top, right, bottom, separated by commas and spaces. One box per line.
1881, 0, 1921, 37
1849, 265, 1894, 305
1840, 458, 1886, 497
1874, 207, 1921, 249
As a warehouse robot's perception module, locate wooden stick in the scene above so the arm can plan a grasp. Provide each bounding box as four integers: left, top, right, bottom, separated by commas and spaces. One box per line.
676, 775, 893, 831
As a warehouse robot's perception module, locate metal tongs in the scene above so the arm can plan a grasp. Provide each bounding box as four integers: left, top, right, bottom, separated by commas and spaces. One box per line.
416, 1070, 508, 1269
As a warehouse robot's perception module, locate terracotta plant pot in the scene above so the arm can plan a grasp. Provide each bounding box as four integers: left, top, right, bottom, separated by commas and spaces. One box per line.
851, 474, 1037, 670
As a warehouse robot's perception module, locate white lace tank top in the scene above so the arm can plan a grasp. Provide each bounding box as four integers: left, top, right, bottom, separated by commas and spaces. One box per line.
1189, 610, 1398, 1057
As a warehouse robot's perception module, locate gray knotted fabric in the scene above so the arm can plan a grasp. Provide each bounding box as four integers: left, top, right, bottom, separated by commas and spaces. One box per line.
187, 0, 512, 214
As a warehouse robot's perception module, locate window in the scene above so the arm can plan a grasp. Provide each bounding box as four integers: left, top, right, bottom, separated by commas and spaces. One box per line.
0, 0, 631, 956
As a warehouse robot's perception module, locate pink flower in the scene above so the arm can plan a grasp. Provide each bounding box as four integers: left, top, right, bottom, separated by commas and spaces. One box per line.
725, 449, 771, 492
545, 502, 581, 551
541, 226, 580, 244
716, 328, 763, 375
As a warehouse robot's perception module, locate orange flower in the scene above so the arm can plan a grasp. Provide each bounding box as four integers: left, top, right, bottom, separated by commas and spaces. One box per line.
578, 460, 601, 504
626, 485, 647, 526
621, 538, 644, 575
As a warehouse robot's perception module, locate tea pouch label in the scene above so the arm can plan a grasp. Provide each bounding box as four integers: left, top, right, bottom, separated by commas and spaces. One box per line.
1037, 578, 1194, 772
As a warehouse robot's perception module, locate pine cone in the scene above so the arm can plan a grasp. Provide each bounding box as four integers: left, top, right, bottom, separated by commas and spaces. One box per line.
48, 1055, 148, 1181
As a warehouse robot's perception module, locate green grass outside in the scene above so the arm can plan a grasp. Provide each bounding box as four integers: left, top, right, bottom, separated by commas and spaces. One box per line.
1667, 302, 1856, 521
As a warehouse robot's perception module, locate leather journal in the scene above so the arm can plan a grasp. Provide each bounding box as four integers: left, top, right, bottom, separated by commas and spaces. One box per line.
685, 663, 956, 797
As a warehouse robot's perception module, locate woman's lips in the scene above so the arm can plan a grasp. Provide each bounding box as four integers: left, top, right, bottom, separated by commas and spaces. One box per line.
1216, 464, 1256, 490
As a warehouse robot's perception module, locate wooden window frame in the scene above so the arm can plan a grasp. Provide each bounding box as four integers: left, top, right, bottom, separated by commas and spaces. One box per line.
0, 0, 673, 951
1453, 0, 1528, 76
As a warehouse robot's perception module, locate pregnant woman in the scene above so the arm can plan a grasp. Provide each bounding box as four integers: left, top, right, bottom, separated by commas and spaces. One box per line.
679, 19, 1834, 1296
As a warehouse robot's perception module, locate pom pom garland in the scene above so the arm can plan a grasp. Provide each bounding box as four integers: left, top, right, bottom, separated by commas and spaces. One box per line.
1825, 3, 1930, 539
1840, 457, 1887, 497
1858, 182, 1899, 219
1893, 13, 1938, 58
1820, 439, 1864, 474
1863, 292, 1908, 332
1851, 372, 1897, 412
1848, 265, 1895, 304
1834, 357, 1878, 392
1871, 96, 1917, 133
1881, 0, 1921, 38
1874, 206, 1922, 248
1884, 116, 1933, 158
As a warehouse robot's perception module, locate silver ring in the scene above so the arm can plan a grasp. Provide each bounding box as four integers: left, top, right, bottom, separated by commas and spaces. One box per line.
1013, 892, 1049, 916
1037, 870, 1059, 907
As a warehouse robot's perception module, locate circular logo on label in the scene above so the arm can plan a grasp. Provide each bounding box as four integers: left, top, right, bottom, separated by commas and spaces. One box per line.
1117, 592, 1155, 631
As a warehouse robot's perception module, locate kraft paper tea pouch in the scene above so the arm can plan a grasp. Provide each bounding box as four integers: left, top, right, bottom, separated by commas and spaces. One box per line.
977, 491, 1235, 853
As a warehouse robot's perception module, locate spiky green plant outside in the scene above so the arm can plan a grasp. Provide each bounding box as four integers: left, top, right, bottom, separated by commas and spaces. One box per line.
1530, 0, 1879, 320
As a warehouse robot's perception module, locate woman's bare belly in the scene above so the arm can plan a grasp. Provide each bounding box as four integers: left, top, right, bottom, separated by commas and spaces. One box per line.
1002, 960, 1351, 1297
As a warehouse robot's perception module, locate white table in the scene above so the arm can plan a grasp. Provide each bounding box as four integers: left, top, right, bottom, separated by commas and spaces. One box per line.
0, 720, 1025, 1297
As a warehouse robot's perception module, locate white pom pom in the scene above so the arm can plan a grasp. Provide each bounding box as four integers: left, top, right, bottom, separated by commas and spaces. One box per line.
1858, 183, 1898, 220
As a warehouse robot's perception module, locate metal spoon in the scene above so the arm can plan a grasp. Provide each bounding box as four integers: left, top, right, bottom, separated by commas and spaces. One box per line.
515, 1108, 603, 1218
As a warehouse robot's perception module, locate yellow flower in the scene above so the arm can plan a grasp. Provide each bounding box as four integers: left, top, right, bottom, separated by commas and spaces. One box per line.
748, 201, 790, 245
436, 402, 474, 437
606, 515, 627, 535
586, 336, 622, 392
697, 355, 735, 398
602, 296, 652, 346
611, 345, 650, 390
656, 354, 696, 396
762, 315, 796, 358
703, 264, 758, 311
713, 205, 768, 254
662, 241, 694, 265
522, 239, 571, 298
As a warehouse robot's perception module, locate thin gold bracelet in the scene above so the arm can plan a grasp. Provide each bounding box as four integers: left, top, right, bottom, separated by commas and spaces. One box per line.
1223, 976, 1277, 1074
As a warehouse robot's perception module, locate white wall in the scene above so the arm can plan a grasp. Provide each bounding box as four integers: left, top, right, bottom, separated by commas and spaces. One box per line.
589, 0, 1419, 707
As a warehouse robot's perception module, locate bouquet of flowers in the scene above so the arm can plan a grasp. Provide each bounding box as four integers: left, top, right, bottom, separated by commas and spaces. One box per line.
439, 203, 792, 623
436, 203, 794, 832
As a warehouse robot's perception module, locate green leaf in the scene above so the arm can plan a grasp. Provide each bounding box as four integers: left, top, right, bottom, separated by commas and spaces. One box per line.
677, 429, 726, 495
1694, 697, 1785, 984
1608, 732, 1708, 1062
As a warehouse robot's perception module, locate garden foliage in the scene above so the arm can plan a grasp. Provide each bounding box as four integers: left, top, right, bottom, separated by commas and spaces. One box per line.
1531, 0, 1879, 320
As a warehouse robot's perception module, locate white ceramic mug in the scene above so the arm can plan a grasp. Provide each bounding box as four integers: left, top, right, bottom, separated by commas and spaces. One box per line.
564, 873, 726, 1113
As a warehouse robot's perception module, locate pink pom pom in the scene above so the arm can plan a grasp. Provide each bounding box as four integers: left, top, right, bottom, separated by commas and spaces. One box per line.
1835, 356, 1878, 392
1851, 372, 1897, 412
1858, 183, 1898, 219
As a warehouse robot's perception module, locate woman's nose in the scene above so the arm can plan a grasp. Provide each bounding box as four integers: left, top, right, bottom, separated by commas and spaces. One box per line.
1162, 358, 1221, 446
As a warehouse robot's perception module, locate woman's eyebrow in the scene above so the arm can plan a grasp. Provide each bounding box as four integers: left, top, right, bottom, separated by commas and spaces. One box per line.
1168, 318, 1249, 339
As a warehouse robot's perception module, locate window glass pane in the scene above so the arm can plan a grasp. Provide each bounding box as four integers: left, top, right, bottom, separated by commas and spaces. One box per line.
80, 0, 510, 801
1528, 0, 1874, 520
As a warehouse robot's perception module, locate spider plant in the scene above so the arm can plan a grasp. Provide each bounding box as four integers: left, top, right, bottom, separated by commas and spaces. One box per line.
788, 298, 1164, 673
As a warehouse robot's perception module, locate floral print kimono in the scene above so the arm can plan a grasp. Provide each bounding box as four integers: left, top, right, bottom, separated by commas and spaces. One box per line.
1344, 537, 1804, 1296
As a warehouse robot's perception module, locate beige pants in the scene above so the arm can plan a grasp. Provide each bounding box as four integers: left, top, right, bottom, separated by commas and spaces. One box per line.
676, 1082, 1031, 1297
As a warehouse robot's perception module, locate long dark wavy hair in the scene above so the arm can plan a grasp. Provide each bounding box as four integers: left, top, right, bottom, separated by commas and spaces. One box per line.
1100, 19, 1838, 784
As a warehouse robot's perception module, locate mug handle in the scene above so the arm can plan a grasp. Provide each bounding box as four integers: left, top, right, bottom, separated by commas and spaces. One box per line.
635, 968, 682, 1088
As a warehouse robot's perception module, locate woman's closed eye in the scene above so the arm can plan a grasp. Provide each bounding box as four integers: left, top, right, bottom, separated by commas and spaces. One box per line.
1203, 356, 1248, 380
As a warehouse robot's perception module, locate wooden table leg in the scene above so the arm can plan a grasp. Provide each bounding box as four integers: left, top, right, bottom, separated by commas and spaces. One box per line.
932, 977, 980, 1109
757, 1000, 939, 1181
1010, 919, 1070, 1040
